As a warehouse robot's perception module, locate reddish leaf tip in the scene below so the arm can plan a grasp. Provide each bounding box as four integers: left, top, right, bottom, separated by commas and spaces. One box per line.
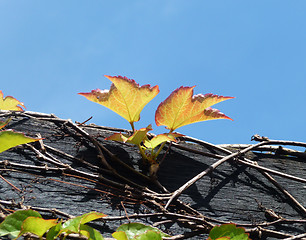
78, 88, 105, 95
192, 93, 235, 102
204, 107, 234, 121
104, 75, 160, 93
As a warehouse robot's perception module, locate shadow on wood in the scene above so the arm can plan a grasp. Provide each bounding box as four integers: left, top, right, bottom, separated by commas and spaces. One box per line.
0, 111, 305, 239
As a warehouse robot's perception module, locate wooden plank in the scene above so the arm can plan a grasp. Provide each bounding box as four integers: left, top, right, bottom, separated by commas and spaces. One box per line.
0, 111, 305, 239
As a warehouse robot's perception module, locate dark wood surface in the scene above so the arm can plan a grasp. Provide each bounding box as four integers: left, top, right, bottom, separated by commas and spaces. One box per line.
0, 111, 305, 239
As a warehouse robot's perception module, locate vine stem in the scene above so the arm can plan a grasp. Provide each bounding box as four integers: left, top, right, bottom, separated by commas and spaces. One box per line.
165, 141, 268, 209
0, 174, 22, 192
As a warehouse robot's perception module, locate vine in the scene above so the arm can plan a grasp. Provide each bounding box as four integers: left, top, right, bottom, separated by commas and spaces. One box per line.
79, 75, 234, 176
0, 209, 249, 240
0, 84, 305, 239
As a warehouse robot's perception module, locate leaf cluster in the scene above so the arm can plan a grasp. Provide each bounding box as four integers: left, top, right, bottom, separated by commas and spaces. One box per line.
0, 210, 170, 240
79, 76, 234, 174
0, 210, 250, 240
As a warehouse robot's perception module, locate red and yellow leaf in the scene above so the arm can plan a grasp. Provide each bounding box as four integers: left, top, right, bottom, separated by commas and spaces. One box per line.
0, 130, 41, 153
0, 91, 25, 111
79, 76, 159, 124
155, 86, 234, 131
144, 132, 183, 149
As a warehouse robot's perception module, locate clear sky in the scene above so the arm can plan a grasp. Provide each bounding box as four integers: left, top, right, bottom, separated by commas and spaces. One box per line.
1, 1, 305, 145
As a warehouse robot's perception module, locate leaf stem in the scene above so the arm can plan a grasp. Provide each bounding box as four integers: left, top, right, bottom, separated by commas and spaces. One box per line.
130, 122, 135, 132
138, 144, 147, 160
154, 142, 167, 158
154, 130, 173, 159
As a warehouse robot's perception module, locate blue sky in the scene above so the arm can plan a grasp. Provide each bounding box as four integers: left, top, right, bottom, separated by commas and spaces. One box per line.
1, 1, 305, 145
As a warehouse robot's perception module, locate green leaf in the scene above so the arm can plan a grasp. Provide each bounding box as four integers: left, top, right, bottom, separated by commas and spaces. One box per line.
79, 212, 107, 225
126, 125, 152, 145
105, 132, 129, 143
62, 212, 106, 234
115, 223, 170, 240
80, 224, 104, 240
135, 230, 162, 240
19, 217, 58, 238
208, 224, 250, 240
46, 221, 62, 240
106, 127, 183, 151
0, 209, 41, 238
106, 125, 153, 146
0, 130, 41, 153
61, 217, 81, 233
112, 231, 128, 240
143, 132, 183, 149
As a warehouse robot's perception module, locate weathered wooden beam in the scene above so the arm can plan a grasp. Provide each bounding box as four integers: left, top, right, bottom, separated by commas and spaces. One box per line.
0, 111, 305, 239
